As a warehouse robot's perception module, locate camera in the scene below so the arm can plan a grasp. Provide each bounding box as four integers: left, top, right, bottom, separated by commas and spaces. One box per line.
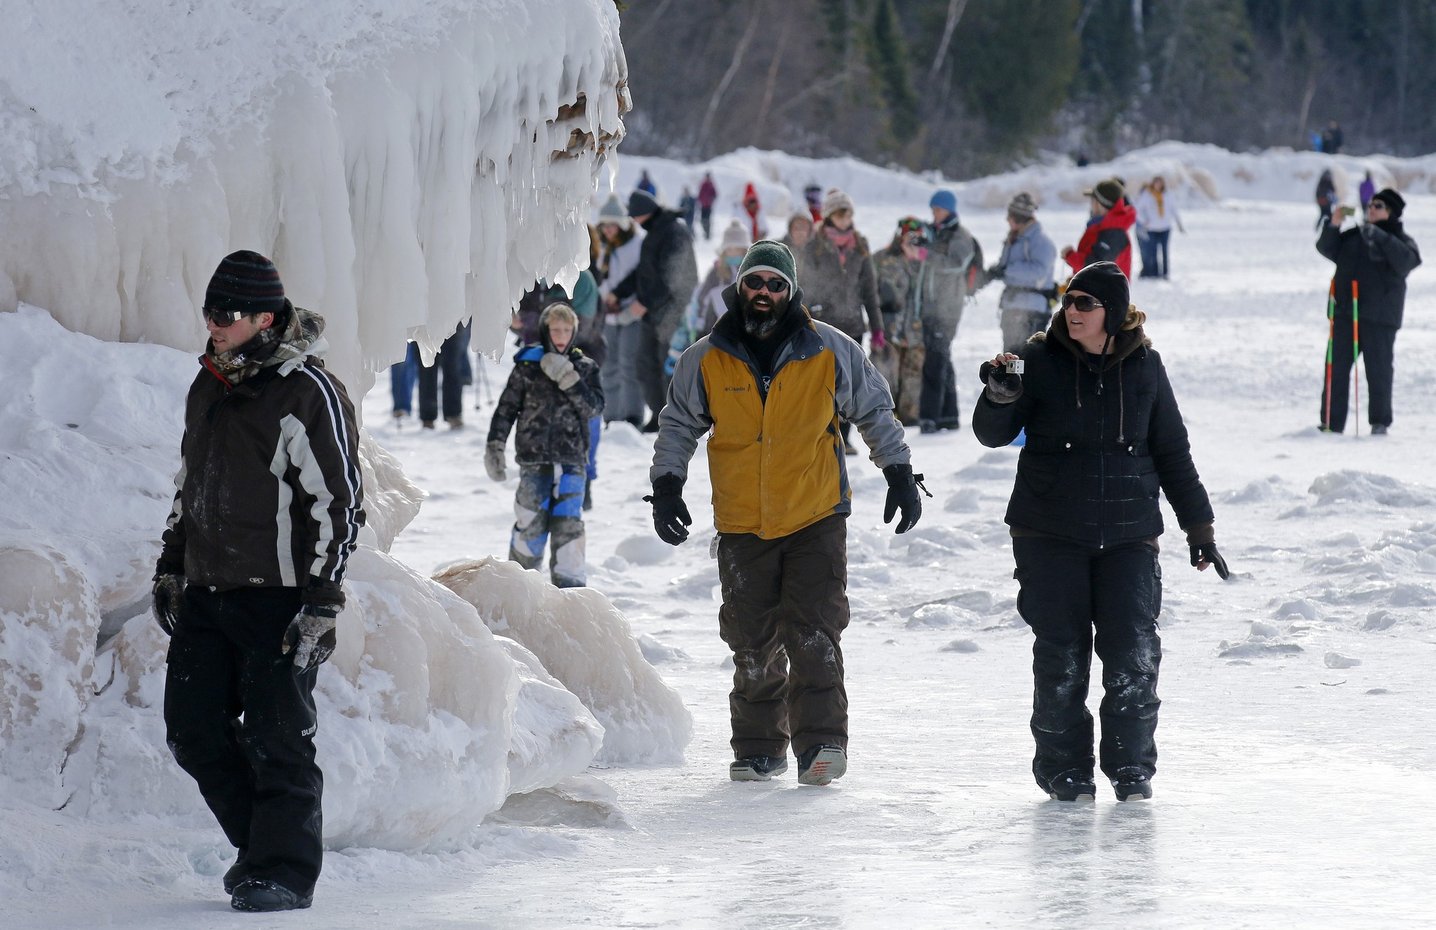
1005, 359, 1025, 375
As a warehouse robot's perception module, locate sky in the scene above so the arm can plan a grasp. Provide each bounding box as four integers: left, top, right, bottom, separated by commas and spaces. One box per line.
2, 1, 1436, 926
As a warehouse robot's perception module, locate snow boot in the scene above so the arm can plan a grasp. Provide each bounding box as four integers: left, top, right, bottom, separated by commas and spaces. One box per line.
730, 755, 788, 781
231, 879, 313, 912
1043, 769, 1096, 802
1112, 769, 1153, 802
797, 745, 847, 786
222, 857, 249, 895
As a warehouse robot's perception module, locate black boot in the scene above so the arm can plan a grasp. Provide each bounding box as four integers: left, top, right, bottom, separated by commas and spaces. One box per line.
231, 879, 313, 912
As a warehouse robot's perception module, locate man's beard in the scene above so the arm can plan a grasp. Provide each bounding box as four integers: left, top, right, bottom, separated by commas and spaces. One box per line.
740, 292, 787, 339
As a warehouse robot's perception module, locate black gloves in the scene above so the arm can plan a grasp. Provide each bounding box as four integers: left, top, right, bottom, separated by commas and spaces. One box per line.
882, 464, 928, 534
282, 606, 338, 672
979, 359, 1023, 404
1190, 542, 1231, 580
152, 572, 186, 636
645, 474, 692, 545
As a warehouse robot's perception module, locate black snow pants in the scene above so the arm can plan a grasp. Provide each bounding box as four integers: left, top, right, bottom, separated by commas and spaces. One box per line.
1012, 536, 1162, 786
919, 319, 960, 429
164, 586, 323, 896
716, 514, 850, 760
1321, 319, 1397, 432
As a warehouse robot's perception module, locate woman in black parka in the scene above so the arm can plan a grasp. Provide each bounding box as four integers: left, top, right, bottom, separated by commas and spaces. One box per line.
972, 261, 1229, 803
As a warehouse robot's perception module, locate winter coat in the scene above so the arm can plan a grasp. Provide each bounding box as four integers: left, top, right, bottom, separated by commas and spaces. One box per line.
1315, 172, 1336, 209
873, 244, 925, 344
159, 307, 365, 594
597, 228, 645, 325
698, 176, 718, 209
1317, 218, 1422, 329
611, 209, 698, 327
652, 284, 910, 540
994, 220, 1057, 314
972, 317, 1214, 549
800, 224, 883, 340
922, 217, 983, 330
1134, 189, 1180, 234
1065, 201, 1136, 278
488, 345, 603, 467
571, 269, 606, 367
666, 261, 739, 375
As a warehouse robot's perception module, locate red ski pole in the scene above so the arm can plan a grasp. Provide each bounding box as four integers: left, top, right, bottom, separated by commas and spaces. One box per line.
1323, 280, 1335, 431
1352, 280, 1360, 437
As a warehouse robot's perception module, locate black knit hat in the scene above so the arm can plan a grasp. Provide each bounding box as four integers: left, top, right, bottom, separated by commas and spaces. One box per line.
1066, 261, 1130, 336
627, 189, 660, 218
1371, 188, 1405, 219
205, 250, 286, 318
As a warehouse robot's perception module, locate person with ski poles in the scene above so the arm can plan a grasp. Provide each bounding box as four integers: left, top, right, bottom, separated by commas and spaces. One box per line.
1316, 189, 1421, 435
647, 239, 925, 787
972, 261, 1228, 803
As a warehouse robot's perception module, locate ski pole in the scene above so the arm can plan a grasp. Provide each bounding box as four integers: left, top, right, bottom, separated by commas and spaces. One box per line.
1352, 280, 1360, 437
1323, 280, 1335, 431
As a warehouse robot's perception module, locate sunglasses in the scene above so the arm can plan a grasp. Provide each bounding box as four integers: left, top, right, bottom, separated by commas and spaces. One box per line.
898, 218, 925, 232
1060, 293, 1103, 312
203, 307, 249, 327
741, 274, 789, 294
1366, 201, 1388, 211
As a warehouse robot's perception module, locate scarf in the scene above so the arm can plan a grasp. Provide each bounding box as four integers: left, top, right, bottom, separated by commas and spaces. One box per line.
825, 224, 857, 269
205, 303, 323, 384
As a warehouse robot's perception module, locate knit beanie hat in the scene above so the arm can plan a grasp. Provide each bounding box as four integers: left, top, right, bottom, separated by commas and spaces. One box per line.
1371, 188, 1405, 219
720, 220, 751, 254
597, 194, 631, 229
1084, 178, 1125, 210
627, 188, 660, 218
1007, 192, 1038, 221
1066, 261, 1130, 337
929, 189, 958, 215
205, 250, 286, 318
738, 240, 797, 291
821, 188, 855, 219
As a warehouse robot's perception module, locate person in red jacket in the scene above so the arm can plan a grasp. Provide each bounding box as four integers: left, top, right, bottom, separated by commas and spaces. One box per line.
1061, 178, 1135, 279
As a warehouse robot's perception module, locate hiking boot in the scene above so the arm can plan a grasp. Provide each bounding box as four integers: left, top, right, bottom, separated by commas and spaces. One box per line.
230, 879, 313, 912
1042, 769, 1096, 802
421, 420, 436, 430
796, 745, 847, 786
919, 419, 939, 435
222, 857, 249, 895
445, 416, 464, 430
1111, 769, 1153, 802
583, 483, 594, 511
729, 755, 788, 782
1371, 424, 1389, 435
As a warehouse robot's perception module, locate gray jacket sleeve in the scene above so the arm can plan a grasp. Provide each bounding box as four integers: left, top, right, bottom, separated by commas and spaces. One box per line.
649, 340, 713, 483
821, 323, 911, 468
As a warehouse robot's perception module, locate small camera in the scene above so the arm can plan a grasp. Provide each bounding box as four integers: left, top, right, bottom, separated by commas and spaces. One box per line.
911, 233, 930, 247
1005, 359, 1025, 375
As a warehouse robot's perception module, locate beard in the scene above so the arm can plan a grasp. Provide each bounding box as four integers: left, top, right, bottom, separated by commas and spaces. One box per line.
740, 291, 788, 339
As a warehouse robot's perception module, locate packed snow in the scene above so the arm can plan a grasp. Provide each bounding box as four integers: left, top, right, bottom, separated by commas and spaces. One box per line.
2, 4, 1435, 923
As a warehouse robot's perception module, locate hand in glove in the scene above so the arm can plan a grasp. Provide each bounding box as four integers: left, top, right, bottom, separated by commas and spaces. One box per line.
539, 351, 581, 390
282, 604, 338, 673
485, 440, 508, 482
986, 263, 1006, 280
152, 572, 186, 636
1190, 542, 1231, 580
644, 474, 692, 545
979, 354, 1024, 404
870, 327, 887, 351
882, 463, 929, 534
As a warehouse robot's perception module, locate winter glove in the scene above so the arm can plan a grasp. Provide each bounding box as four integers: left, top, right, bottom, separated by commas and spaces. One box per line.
870, 327, 887, 351
644, 473, 692, 546
152, 572, 186, 636
485, 440, 508, 482
986, 263, 1006, 280
1190, 542, 1231, 580
882, 463, 929, 534
539, 351, 581, 391
282, 606, 338, 673
979, 359, 1024, 404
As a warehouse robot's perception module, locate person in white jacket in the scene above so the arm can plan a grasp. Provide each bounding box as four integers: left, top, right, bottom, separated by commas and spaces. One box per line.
594, 195, 647, 427
1134, 176, 1184, 278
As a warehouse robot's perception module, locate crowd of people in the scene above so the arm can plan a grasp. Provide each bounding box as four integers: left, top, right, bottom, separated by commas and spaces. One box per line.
149, 155, 1418, 910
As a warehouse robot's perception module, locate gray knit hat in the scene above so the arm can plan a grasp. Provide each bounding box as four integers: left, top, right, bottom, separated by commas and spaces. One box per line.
1007, 192, 1038, 221
821, 188, 855, 219
597, 194, 630, 229
738, 240, 797, 290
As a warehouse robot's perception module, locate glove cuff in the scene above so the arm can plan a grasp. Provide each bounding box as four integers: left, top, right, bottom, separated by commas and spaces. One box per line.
881, 463, 915, 489
302, 578, 345, 614
1185, 522, 1215, 547
651, 473, 685, 498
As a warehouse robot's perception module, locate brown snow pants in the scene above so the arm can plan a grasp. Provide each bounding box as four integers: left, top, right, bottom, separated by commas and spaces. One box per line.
716, 514, 850, 759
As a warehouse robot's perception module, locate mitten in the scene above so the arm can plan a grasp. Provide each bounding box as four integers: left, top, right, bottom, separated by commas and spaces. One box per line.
485, 440, 507, 482
871, 327, 887, 350
152, 572, 186, 636
644, 473, 692, 545
540, 352, 580, 390
979, 360, 1023, 404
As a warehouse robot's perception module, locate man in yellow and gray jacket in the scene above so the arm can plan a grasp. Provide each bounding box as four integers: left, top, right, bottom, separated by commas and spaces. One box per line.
648, 239, 924, 787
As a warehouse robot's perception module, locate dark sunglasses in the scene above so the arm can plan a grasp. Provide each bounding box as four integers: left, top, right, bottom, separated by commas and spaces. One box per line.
203, 307, 250, 327
1060, 293, 1103, 312
742, 274, 789, 294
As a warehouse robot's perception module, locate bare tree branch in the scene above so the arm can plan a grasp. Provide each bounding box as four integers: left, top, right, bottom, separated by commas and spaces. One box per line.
754, 11, 793, 132
928, 0, 969, 81
697, 4, 761, 150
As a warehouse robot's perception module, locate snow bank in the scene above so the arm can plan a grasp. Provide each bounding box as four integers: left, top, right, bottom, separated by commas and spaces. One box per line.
0, 306, 606, 852
0, 0, 629, 392
435, 558, 693, 764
